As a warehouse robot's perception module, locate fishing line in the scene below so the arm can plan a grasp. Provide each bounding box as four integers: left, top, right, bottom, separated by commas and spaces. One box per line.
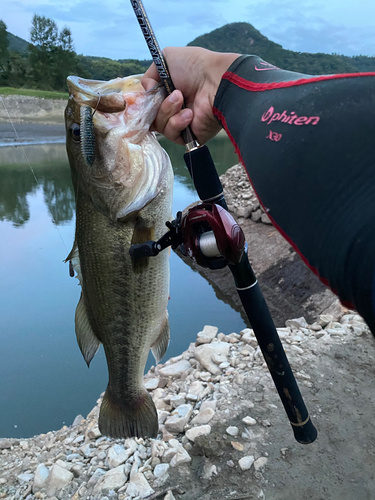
0, 95, 69, 254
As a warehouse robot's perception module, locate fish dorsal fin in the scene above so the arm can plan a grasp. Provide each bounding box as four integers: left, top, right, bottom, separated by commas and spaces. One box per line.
65, 241, 83, 286
151, 315, 170, 364
75, 294, 101, 367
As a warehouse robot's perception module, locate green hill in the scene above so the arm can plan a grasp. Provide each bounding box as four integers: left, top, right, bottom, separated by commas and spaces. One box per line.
188, 22, 375, 74
7, 31, 29, 53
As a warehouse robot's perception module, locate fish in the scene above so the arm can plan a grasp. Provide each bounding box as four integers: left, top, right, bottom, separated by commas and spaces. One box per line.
64, 74, 173, 438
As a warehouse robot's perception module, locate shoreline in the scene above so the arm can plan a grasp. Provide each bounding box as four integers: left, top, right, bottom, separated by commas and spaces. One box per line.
1, 310, 375, 500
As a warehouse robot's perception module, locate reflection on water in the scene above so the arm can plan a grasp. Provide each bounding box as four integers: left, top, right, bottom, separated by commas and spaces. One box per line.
0, 144, 75, 227
0, 136, 244, 438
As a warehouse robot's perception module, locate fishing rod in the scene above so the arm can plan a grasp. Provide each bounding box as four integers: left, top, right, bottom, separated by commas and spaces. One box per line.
129, 0, 317, 445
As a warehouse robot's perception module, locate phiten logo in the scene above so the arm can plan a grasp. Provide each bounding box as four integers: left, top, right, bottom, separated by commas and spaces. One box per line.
261, 106, 320, 126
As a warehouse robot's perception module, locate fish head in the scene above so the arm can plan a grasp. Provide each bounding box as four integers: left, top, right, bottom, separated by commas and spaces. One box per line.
65, 74, 169, 220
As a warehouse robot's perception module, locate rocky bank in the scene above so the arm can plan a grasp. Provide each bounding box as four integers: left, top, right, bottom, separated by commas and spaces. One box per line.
1, 309, 375, 500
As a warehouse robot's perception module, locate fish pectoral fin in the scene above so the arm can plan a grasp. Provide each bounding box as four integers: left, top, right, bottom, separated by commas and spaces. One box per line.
130, 223, 155, 273
65, 239, 83, 285
151, 315, 170, 364
75, 294, 101, 367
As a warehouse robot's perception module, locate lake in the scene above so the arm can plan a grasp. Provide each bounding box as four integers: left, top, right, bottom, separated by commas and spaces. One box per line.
0, 134, 247, 439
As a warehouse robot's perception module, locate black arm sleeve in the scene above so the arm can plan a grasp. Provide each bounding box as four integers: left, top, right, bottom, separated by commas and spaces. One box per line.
213, 55, 375, 333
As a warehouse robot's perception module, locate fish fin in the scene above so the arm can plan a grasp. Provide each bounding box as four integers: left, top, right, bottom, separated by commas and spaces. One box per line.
65, 240, 83, 286
151, 315, 170, 364
130, 223, 154, 273
75, 294, 101, 367
99, 388, 158, 439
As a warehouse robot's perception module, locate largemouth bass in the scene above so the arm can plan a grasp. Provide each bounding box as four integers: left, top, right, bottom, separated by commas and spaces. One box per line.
64, 74, 173, 438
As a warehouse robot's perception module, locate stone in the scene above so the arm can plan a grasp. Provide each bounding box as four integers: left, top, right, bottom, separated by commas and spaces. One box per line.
164, 404, 193, 434
238, 456, 255, 471
164, 491, 176, 500
144, 378, 159, 390
17, 473, 34, 483
186, 381, 205, 401
254, 457, 268, 471
154, 463, 170, 478
80, 443, 94, 458
86, 426, 101, 440
251, 209, 262, 222
242, 416, 257, 426
231, 441, 244, 451
261, 213, 271, 224
212, 353, 228, 365
170, 393, 186, 408
285, 317, 308, 329
194, 343, 231, 375
151, 440, 166, 459
191, 407, 215, 425
0, 438, 16, 449
32, 463, 50, 492
185, 425, 212, 442
107, 444, 132, 468
196, 325, 219, 345
226, 426, 239, 436
45, 464, 74, 496
317, 314, 334, 327
126, 472, 154, 498
170, 447, 191, 467
94, 465, 127, 494
72, 414, 85, 427
159, 359, 192, 377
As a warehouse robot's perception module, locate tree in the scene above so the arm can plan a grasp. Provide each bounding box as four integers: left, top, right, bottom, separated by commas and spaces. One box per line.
29, 15, 59, 88
0, 20, 10, 84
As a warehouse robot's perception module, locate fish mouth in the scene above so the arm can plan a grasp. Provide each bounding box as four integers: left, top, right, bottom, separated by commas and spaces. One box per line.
67, 74, 145, 113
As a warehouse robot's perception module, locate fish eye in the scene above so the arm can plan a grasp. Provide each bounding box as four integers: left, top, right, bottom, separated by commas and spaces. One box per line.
70, 123, 80, 142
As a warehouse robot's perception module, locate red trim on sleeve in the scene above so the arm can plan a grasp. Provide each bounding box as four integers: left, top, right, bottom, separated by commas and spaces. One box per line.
223, 70, 375, 92
212, 105, 356, 309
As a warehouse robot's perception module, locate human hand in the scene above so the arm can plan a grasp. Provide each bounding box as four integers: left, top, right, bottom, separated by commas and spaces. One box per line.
141, 47, 240, 145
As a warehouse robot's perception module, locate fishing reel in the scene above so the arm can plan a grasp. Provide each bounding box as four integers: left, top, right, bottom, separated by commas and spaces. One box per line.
129, 203, 245, 270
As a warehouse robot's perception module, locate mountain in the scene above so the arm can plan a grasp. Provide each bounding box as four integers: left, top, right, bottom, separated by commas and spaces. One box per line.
188, 22, 375, 74
7, 31, 29, 53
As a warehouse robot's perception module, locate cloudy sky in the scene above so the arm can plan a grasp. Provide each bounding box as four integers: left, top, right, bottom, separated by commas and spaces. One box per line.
2, 0, 375, 60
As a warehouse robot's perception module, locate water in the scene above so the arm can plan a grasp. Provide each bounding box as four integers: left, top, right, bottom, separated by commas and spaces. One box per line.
0, 135, 244, 439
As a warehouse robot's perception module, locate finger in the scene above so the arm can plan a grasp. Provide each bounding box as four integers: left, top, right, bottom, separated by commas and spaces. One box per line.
141, 63, 160, 90
162, 108, 193, 144
153, 90, 184, 132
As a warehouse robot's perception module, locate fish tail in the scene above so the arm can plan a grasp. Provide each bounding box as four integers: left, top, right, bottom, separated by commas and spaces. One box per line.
98, 387, 158, 439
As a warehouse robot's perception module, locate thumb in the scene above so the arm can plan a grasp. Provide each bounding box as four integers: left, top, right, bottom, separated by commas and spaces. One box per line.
141, 63, 160, 90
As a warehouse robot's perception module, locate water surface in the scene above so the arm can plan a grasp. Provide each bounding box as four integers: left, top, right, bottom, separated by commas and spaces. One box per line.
0, 136, 243, 438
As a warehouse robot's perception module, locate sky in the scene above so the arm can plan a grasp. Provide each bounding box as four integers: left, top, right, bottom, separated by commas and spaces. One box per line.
2, 0, 375, 60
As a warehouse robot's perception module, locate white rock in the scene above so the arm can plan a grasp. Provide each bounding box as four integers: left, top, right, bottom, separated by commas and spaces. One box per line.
285, 317, 308, 329
170, 393, 186, 408
17, 473, 34, 483
200, 400, 217, 411
196, 325, 218, 345
144, 378, 159, 390
164, 404, 193, 434
154, 463, 170, 478
219, 361, 230, 369
151, 440, 166, 459
191, 407, 215, 425
94, 465, 127, 494
254, 457, 268, 471
242, 416, 257, 426
186, 381, 204, 400
238, 456, 255, 471
164, 491, 176, 500
212, 354, 228, 365
126, 472, 154, 498
170, 447, 192, 467
317, 314, 333, 327
185, 425, 211, 442
107, 444, 131, 468
45, 464, 74, 496
226, 426, 239, 436
159, 359, 192, 377
33, 464, 50, 493
86, 425, 101, 439
194, 343, 231, 375
261, 213, 271, 224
